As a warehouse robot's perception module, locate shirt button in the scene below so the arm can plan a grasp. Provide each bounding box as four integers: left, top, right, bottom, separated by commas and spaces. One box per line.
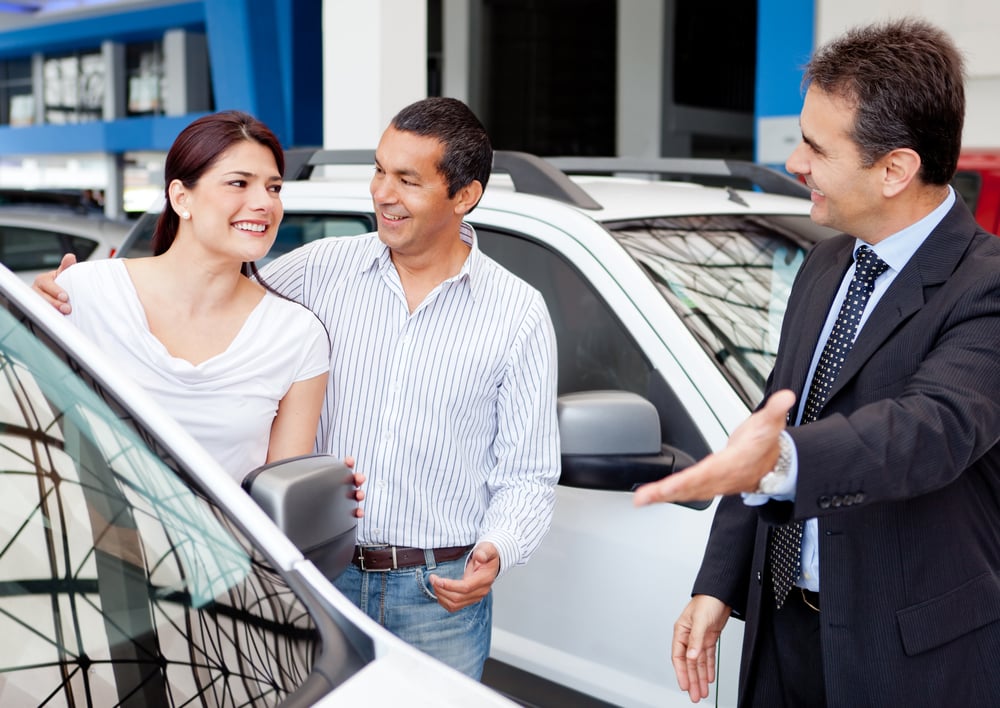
377, 480, 387, 488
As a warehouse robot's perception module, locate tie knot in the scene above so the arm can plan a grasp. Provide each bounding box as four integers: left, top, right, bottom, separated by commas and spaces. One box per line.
854, 245, 889, 282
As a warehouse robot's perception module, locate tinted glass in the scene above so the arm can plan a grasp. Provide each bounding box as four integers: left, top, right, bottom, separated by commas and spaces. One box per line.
0, 298, 320, 705
951, 170, 981, 215
117, 212, 374, 262
476, 227, 653, 397
0, 226, 97, 271
608, 213, 820, 406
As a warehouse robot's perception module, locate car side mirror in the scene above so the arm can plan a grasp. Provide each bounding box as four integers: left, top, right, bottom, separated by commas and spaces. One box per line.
242, 454, 358, 579
558, 390, 709, 510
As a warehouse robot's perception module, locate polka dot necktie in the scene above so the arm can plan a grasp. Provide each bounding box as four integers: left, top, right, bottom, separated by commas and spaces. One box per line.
770, 244, 889, 608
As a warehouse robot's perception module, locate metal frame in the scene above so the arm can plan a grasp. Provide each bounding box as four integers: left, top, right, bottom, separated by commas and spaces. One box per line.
282, 148, 810, 211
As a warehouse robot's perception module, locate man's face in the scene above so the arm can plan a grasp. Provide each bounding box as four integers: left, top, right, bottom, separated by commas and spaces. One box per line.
785, 86, 885, 241
370, 126, 463, 257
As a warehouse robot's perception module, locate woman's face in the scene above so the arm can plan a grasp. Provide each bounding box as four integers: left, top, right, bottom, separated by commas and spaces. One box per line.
174, 140, 284, 264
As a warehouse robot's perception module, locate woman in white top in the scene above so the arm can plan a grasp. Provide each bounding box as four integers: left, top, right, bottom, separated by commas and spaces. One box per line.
54, 111, 331, 483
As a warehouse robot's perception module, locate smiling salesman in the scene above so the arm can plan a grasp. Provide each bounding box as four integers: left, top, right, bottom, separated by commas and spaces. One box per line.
633, 18, 1000, 708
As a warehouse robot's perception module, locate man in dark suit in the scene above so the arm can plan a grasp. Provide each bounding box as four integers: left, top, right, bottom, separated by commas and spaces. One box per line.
635, 18, 1000, 707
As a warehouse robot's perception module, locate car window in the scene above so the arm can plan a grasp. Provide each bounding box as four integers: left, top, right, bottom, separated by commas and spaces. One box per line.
608, 214, 814, 406
476, 227, 653, 396
0, 297, 326, 705
951, 170, 981, 216
117, 212, 374, 262
278, 213, 375, 249
0, 226, 98, 271
476, 226, 712, 458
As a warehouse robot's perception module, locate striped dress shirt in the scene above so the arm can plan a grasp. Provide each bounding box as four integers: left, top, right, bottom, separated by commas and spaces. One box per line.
260, 223, 560, 574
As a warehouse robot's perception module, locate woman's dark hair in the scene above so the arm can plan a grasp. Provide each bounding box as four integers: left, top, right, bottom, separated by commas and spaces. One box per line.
804, 18, 965, 185
151, 110, 284, 278
390, 97, 493, 211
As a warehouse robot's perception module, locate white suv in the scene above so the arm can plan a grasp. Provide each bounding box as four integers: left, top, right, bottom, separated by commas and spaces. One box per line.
118, 151, 831, 707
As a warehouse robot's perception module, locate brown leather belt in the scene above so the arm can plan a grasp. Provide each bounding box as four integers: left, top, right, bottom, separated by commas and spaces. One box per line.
352, 544, 473, 572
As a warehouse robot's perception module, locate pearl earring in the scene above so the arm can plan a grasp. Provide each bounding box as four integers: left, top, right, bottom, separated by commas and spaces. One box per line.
180, 210, 191, 220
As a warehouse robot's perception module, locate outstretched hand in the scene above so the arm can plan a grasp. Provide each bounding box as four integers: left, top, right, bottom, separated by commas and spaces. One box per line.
634, 389, 797, 505
32, 253, 76, 313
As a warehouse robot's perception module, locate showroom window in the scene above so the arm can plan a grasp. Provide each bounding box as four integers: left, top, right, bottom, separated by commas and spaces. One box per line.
126, 40, 164, 116
0, 58, 34, 126
42, 49, 105, 124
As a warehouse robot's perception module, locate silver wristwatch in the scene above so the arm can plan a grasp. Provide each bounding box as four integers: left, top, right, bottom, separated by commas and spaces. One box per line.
755, 433, 793, 495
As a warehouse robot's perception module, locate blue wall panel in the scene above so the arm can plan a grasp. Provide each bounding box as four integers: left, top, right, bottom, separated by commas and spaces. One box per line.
0, 2, 205, 57
0, 114, 207, 153
0, 0, 322, 154
754, 0, 814, 166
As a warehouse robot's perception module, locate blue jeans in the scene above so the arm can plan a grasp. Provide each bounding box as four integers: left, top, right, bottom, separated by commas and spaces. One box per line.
333, 551, 492, 679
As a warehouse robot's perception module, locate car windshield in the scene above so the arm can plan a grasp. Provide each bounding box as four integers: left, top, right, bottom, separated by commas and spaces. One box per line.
0, 295, 319, 705
608, 213, 828, 406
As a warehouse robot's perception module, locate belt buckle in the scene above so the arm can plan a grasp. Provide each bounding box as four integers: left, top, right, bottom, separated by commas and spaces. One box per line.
357, 545, 395, 572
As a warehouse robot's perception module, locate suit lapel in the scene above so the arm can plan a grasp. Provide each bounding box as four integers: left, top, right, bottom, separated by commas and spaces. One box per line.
824, 200, 979, 402
780, 239, 854, 403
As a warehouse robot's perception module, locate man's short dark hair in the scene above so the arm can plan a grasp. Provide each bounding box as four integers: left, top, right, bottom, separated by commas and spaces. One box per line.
804, 18, 965, 185
391, 97, 493, 202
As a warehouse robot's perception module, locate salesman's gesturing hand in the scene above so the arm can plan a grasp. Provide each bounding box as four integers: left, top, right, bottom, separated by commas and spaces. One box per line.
633, 389, 797, 505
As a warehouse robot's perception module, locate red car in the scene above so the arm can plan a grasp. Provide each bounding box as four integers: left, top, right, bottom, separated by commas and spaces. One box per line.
954, 150, 1000, 235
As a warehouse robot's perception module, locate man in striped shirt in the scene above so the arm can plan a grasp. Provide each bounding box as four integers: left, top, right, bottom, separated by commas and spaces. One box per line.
261, 97, 560, 679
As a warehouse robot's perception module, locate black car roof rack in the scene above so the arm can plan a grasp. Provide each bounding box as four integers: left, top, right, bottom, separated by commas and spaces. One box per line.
283, 147, 604, 210
545, 157, 810, 200
283, 147, 375, 181
282, 148, 808, 210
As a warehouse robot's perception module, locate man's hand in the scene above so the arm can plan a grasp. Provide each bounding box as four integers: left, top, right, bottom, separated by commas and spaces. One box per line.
633, 389, 796, 505
344, 456, 366, 518
429, 542, 500, 612
672, 595, 732, 703
32, 253, 76, 314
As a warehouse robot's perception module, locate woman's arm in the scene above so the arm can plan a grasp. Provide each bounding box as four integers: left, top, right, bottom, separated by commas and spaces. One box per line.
267, 372, 327, 463
267, 372, 365, 516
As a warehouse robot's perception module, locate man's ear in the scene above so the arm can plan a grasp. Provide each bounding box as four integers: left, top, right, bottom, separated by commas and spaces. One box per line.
453, 180, 484, 216
881, 148, 921, 198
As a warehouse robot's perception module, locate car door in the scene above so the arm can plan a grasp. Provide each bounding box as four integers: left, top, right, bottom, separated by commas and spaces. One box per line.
467, 213, 743, 708
0, 271, 519, 708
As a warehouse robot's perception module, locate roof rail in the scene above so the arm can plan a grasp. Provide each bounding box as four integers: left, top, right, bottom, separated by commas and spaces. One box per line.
491, 151, 603, 210
284, 148, 375, 181
283, 147, 604, 210
544, 157, 810, 199
281, 148, 808, 208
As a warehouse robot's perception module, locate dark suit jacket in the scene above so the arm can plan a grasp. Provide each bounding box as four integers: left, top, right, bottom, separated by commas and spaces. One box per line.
693, 198, 1000, 707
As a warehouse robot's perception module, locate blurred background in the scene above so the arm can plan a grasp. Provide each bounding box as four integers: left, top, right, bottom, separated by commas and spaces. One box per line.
0, 0, 995, 220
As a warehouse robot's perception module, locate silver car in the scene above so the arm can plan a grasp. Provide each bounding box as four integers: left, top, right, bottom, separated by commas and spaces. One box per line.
0, 205, 132, 284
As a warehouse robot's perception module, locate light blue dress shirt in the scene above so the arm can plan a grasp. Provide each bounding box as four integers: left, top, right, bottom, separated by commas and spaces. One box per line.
744, 188, 956, 591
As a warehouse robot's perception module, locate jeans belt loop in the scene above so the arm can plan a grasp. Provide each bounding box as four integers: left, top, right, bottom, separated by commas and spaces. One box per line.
424, 548, 437, 570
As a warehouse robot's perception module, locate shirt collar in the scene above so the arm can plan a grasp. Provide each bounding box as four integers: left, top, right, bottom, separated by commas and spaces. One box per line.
360, 221, 484, 298
859, 186, 956, 272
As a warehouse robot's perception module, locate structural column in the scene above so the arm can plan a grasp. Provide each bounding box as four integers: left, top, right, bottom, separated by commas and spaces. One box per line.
322, 0, 427, 149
